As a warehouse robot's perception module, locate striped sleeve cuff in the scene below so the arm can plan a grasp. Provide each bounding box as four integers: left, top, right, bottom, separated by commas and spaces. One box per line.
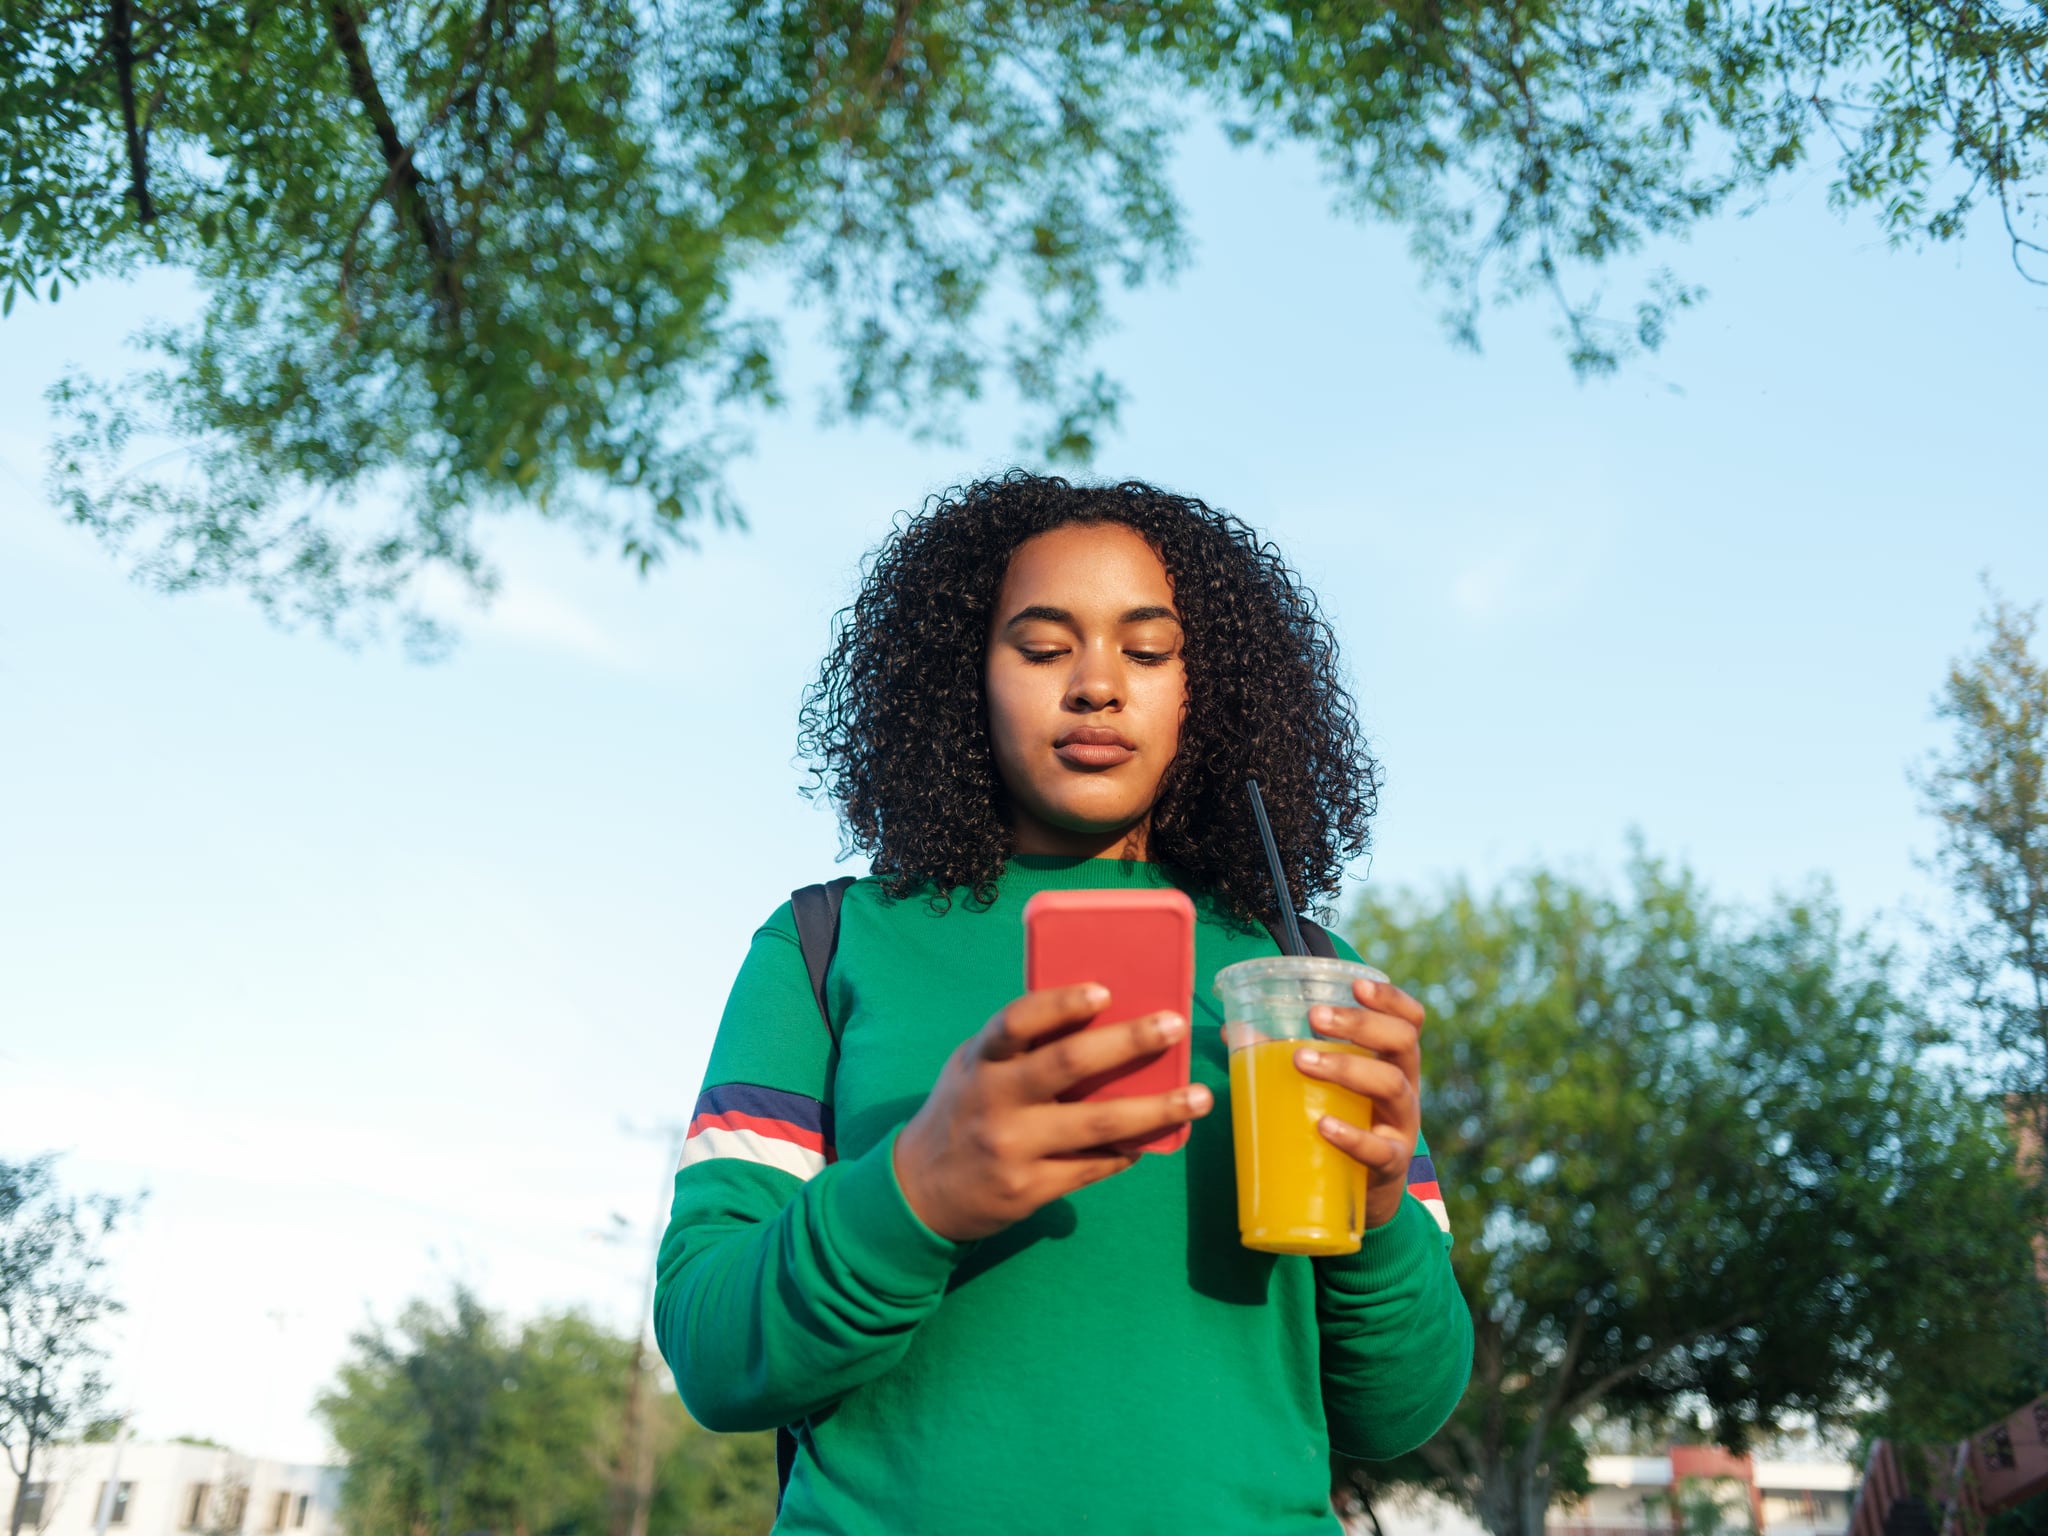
680, 1082, 834, 1183
1405, 1150, 1450, 1236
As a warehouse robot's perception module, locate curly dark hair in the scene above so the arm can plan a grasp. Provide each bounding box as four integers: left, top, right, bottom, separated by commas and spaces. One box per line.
797, 471, 1379, 924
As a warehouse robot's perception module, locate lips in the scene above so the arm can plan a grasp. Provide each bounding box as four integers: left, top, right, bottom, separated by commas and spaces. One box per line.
1054, 726, 1137, 769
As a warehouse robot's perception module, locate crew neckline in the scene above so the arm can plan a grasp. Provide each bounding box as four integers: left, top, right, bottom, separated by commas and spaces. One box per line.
999, 854, 1177, 894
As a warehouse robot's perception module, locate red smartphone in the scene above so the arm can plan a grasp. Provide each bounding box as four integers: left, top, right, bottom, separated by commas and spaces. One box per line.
1021, 888, 1197, 1155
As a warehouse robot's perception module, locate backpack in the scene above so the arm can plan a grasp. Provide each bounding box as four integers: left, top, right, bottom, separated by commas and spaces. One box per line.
773, 876, 1339, 1505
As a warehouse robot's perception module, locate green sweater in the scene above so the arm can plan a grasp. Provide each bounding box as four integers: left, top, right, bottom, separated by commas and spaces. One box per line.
654, 857, 1472, 1535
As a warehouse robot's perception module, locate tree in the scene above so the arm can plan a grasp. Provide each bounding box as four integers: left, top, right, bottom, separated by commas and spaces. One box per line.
315, 1286, 773, 1536
190, 1462, 253, 1536
1336, 856, 2044, 1536
1652, 1476, 1759, 1536
4, 0, 2045, 644
647, 1426, 776, 1536
1920, 592, 2048, 1158
1163, 0, 2048, 372
14, 0, 1179, 650
0, 1157, 133, 1536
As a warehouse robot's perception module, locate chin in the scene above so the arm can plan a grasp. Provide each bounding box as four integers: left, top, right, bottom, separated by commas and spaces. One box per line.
1038, 797, 1153, 838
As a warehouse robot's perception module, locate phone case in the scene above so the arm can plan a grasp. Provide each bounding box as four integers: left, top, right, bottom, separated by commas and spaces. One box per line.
1022, 888, 1197, 1155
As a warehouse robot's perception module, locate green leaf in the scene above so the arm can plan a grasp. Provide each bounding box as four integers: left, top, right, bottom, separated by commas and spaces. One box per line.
1343, 852, 2047, 1526
9, 0, 2046, 642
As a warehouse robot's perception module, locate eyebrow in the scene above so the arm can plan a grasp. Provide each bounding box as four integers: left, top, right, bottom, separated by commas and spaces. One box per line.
1002, 603, 1182, 629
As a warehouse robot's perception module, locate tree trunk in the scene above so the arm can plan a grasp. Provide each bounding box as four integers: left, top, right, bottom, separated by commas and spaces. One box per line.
9, 1441, 35, 1536
1475, 1459, 1555, 1536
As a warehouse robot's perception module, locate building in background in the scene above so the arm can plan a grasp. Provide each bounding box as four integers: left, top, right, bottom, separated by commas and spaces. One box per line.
1356, 1446, 1857, 1536
7, 1442, 340, 1536
1554, 1447, 1856, 1536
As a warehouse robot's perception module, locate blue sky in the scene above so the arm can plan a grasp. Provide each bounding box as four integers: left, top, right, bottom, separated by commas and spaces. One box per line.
1, 118, 2044, 1460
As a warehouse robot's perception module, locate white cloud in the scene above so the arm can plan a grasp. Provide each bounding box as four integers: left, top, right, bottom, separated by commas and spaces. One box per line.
1452, 550, 1521, 619
1447, 512, 1621, 625
477, 578, 640, 667
414, 563, 640, 669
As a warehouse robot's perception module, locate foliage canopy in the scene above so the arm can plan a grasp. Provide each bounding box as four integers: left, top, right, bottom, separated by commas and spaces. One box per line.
1339, 856, 2044, 1536
5, 0, 2046, 638
1920, 592, 2048, 1154
0, 1156, 134, 1536
314, 1285, 774, 1536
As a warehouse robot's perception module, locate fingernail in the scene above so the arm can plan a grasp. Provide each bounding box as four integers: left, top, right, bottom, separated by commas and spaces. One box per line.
1309, 1005, 1332, 1025
1085, 984, 1110, 1005
1156, 1012, 1186, 1040
1185, 1086, 1213, 1113
1319, 1115, 1346, 1137
1296, 1048, 1322, 1068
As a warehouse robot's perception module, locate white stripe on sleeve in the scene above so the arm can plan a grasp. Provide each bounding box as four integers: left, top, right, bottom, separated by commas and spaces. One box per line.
678, 1125, 827, 1183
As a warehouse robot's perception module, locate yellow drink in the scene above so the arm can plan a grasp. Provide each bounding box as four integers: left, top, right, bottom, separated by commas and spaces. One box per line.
1228, 1038, 1371, 1256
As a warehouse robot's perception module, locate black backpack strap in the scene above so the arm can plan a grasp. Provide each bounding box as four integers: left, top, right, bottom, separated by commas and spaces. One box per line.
1263, 915, 1339, 959
776, 1428, 799, 1511
777, 875, 856, 1508
789, 876, 857, 1043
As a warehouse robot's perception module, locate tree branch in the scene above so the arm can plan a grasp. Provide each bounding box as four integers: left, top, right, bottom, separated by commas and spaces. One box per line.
1520, 1307, 1592, 1487
107, 0, 156, 223
878, 0, 919, 91
1420, 1424, 1479, 1487
1559, 1310, 1755, 1422
1479, 1317, 1507, 1468
325, 0, 462, 322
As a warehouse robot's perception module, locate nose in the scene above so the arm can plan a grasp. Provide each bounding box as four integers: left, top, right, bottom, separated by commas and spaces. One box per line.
1064, 640, 1123, 713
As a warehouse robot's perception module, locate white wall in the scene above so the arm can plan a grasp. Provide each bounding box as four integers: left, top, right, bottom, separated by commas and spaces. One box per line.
10, 1444, 339, 1536
1332, 1455, 1860, 1536
1549, 1454, 1856, 1536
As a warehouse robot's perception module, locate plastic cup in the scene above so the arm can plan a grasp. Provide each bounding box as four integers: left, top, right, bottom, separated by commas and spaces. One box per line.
1215, 954, 1387, 1256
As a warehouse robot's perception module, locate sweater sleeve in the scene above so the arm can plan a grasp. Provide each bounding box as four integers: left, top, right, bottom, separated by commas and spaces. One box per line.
1314, 1156, 1473, 1459
652, 903, 971, 1433
1314, 930, 1473, 1459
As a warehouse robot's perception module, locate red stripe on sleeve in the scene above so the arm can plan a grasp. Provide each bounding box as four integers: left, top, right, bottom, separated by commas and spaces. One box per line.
687, 1109, 830, 1156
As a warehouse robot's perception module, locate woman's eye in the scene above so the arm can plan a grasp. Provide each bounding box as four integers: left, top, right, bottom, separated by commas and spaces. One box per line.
1126, 650, 1175, 665
1021, 648, 1067, 663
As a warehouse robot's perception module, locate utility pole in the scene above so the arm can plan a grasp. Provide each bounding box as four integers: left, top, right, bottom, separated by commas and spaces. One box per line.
612, 1122, 686, 1536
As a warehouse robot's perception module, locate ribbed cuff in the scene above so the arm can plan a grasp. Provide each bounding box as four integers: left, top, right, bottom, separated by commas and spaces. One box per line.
824, 1127, 975, 1298
1315, 1193, 1435, 1291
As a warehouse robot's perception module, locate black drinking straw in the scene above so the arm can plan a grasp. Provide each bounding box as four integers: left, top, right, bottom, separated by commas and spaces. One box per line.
1245, 777, 1307, 957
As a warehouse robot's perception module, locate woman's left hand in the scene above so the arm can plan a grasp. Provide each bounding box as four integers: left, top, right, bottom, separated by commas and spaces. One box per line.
1293, 975, 1425, 1231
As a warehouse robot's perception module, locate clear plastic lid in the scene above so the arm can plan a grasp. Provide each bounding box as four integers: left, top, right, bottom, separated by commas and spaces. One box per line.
1214, 954, 1388, 1046
1214, 955, 1387, 993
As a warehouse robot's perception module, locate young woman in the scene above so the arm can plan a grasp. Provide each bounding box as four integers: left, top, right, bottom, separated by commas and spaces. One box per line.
654, 473, 1470, 1534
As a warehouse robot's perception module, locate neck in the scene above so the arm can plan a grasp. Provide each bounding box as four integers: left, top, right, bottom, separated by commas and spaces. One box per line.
1010, 815, 1151, 862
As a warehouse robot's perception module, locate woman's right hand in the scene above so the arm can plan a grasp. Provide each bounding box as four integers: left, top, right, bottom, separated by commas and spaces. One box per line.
891, 984, 1213, 1243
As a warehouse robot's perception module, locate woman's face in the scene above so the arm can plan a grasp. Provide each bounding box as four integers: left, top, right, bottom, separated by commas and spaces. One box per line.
985, 521, 1187, 859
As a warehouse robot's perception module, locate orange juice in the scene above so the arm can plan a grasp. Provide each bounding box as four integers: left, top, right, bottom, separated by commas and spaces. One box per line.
1228, 1038, 1371, 1255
